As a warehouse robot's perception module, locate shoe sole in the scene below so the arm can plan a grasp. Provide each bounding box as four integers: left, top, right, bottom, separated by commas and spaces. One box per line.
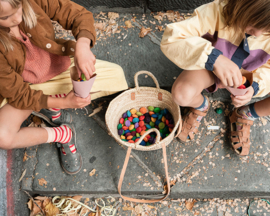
61, 152, 83, 175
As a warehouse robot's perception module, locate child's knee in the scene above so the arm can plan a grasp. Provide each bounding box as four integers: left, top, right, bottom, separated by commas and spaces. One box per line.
0, 129, 14, 150
172, 83, 198, 106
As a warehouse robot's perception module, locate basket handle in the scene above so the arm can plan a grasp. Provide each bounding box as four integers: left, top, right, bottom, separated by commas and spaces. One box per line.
134, 71, 160, 91
118, 144, 170, 203
134, 128, 161, 148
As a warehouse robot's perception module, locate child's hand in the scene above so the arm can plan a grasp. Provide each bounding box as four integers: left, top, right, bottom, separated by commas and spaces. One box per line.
74, 37, 96, 80
63, 90, 91, 108
213, 55, 242, 88
231, 87, 254, 107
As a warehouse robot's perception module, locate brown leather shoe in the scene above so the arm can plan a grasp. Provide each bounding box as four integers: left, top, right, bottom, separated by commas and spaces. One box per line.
178, 96, 210, 142
230, 109, 254, 156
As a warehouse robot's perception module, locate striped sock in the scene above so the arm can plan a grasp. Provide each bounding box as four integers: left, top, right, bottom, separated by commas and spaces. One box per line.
44, 125, 76, 154
236, 103, 259, 130
194, 95, 209, 122
49, 94, 67, 121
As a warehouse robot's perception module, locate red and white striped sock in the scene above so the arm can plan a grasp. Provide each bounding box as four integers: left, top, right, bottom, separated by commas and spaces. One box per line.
48, 94, 67, 121
44, 125, 76, 154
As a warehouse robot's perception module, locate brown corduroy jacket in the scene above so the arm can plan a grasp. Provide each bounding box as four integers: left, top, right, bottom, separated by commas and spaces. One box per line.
0, 0, 96, 111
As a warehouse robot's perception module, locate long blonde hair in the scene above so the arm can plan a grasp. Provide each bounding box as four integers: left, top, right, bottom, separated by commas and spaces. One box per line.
222, 0, 270, 35
0, 0, 37, 52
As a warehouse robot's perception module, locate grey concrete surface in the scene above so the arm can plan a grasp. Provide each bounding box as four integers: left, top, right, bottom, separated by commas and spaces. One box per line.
72, 0, 213, 12
0, 150, 7, 215
1, 6, 270, 216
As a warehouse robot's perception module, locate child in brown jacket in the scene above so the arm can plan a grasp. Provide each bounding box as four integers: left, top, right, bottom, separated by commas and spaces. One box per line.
0, 0, 128, 174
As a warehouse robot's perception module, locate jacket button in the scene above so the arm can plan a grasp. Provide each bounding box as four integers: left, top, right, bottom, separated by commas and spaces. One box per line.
62, 47, 65, 52
27, 33, 32, 37
46, 43, 52, 49
70, 48, 74, 52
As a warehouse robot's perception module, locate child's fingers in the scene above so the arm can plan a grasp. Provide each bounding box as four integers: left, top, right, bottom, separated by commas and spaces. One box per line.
232, 75, 240, 88
227, 77, 234, 87
75, 65, 82, 78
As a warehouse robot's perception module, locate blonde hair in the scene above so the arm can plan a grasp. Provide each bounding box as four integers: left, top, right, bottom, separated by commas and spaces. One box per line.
222, 0, 270, 35
0, 0, 37, 52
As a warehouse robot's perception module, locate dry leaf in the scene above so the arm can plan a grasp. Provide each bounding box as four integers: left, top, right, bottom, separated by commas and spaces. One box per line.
44, 202, 60, 216
89, 169, 96, 176
153, 12, 164, 21
89, 107, 102, 117
19, 169, 26, 182
158, 26, 164, 31
125, 20, 133, 28
30, 200, 42, 216
42, 198, 51, 209
108, 12, 119, 19
122, 206, 134, 211
185, 200, 196, 210
27, 199, 33, 210
139, 27, 151, 38
38, 178, 47, 187
95, 22, 105, 31
260, 117, 268, 126
163, 179, 176, 193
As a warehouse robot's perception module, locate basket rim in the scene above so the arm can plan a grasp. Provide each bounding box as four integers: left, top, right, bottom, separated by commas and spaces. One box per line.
105, 86, 181, 151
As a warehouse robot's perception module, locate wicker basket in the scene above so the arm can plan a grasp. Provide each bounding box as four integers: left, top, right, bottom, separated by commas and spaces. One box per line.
105, 71, 182, 203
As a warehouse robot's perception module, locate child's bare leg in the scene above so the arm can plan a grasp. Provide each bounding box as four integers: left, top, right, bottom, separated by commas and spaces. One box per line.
172, 69, 215, 107
253, 98, 270, 116
0, 104, 48, 150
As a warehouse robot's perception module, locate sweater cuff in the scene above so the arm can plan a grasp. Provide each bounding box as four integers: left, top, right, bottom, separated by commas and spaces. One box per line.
251, 81, 259, 96
205, 48, 223, 71
40, 94, 49, 111
76, 30, 96, 48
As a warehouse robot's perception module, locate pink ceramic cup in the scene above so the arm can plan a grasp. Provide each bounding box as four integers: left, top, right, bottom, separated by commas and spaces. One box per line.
70, 66, 97, 98
225, 73, 253, 96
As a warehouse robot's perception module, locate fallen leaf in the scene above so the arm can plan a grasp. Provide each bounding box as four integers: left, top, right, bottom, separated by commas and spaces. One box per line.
158, 26, 164, 31
19, 169, 26, 182
89, 107, 102, 117
27, 199, 33, 210
95, 22, 105, 31
89, 169, 96, 176
38, 178, 47, 187
153, 12, 164, 21
44, 202, 60, 216
30, 200, 42, 216
122, 206, 134, 211
139, 27, 151, 38
125, 20, 133, 28
185, 200, 196, 210
108, 12, 119, 19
